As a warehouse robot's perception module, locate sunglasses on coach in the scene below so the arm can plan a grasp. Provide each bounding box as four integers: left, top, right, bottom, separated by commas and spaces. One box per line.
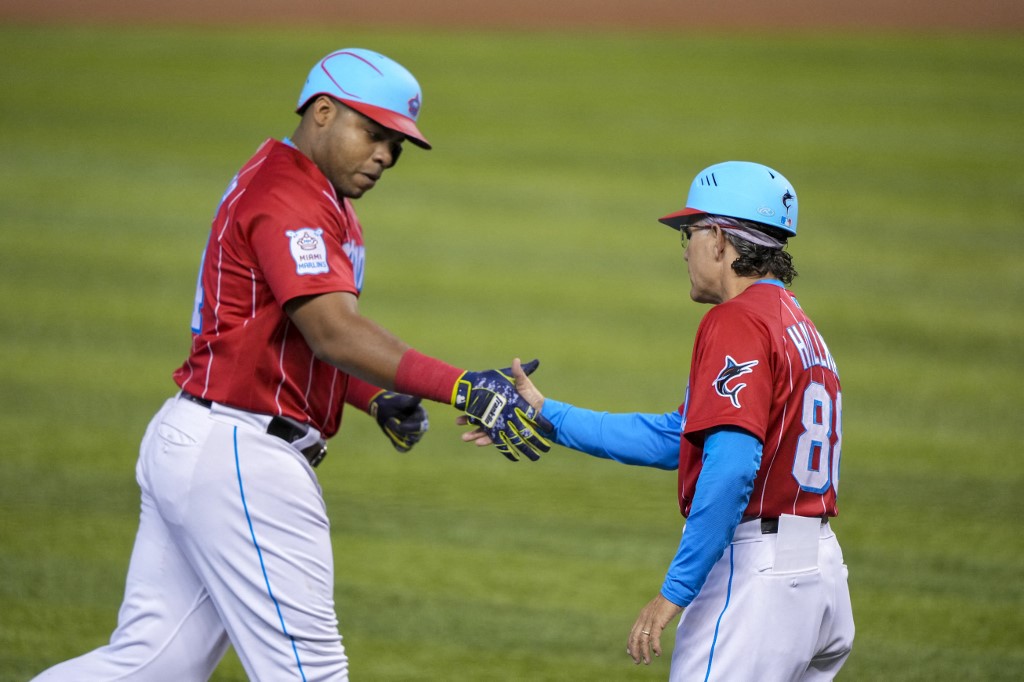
680, 225, 713, 247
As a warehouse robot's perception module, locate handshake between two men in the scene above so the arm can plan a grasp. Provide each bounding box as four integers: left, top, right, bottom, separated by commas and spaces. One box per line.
375, 358, 552, 462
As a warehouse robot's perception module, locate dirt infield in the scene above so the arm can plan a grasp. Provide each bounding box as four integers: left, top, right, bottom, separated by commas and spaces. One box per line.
1, 0, 1021, 30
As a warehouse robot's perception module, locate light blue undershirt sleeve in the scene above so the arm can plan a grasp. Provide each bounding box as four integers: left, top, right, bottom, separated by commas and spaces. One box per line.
540, 398, 680, 470
659, 426, 762, 607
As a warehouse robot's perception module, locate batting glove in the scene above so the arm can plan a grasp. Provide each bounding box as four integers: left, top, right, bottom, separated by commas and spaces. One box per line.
453, 359, 553, 462
369, 391, 430, 453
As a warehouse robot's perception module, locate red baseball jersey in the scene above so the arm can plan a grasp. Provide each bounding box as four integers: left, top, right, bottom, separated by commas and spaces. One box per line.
174, 139, 365, 437
678, 281, 842, 518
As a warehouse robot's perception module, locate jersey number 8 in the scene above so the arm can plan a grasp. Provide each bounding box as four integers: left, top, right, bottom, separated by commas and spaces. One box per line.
792, 382, 842, 495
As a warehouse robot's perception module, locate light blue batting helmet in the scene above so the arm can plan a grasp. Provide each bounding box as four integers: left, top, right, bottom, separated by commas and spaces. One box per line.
297, 48, 431, 149
658, 161, 798, 236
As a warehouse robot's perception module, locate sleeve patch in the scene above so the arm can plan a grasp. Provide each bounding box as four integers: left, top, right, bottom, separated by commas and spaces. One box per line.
713, 356, 759, 409
286, 227, 330, 276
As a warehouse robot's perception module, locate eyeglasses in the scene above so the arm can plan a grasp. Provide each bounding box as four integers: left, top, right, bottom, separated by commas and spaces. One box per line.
680, 225, 713, 247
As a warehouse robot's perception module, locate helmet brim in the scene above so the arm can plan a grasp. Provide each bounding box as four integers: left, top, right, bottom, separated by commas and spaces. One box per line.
342, 99, 432, 150
657, 207, 705, 230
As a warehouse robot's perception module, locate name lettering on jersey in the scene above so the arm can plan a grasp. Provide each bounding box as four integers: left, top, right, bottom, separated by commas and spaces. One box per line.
286, 228, 330, 276
342, 241, 366, 292
785, 321, 839, 375
714, 356, 759, 409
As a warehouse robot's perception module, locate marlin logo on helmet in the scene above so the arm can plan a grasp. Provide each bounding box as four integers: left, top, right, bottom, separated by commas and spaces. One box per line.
408, 94, 421, 118
714, 356, 759, 409
656, 161, 797, 236
781, 191, 796, 228
782, 191, 795, 213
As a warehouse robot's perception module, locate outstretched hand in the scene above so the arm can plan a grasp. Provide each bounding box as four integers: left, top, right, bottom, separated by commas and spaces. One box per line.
510, 357, 545, 413
458, 357, 547, 447
453, 358, 551, 461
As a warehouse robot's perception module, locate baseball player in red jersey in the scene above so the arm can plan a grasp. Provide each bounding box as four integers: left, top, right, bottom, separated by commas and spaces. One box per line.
32, 48, 550, 681
466, 161, 854, 680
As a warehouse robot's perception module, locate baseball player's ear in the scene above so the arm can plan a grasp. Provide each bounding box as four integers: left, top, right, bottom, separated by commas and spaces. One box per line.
310, 96, 338, 125
713, 227, 728, 258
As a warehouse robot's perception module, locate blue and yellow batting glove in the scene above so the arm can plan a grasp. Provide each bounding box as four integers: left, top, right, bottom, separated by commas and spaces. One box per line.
453, 359, 552, 462
369, 391, 430, 453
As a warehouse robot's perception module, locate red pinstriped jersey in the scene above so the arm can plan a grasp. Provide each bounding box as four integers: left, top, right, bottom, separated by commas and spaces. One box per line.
174, 139, 365, 437
678, 281, 842, 518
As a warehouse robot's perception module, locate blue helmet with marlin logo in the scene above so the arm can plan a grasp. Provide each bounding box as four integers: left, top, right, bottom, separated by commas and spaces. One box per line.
658, 161, 798, 236
297, 48, 431, 149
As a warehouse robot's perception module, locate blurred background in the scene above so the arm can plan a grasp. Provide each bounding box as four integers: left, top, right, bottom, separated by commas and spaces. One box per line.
1, 1, 1022, 680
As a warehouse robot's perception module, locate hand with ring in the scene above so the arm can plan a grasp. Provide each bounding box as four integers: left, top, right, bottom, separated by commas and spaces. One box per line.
627, 594, 684, 665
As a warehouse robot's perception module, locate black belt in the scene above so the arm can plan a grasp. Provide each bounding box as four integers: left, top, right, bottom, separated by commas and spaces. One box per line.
757, 517, 828, 534
180, 392, 327, 468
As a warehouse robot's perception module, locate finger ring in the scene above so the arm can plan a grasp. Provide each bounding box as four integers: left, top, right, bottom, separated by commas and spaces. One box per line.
641, 630, 651, 635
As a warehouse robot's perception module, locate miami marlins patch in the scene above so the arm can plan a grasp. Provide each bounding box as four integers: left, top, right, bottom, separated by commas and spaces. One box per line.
286, 228, 329, 276
714, 356, 759, 408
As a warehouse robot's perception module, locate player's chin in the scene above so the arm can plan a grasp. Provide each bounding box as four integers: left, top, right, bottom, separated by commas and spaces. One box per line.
689, 286, 712, 304
337, 177, 376, 199
691, 289, 722, 305
358, 172, 381, 192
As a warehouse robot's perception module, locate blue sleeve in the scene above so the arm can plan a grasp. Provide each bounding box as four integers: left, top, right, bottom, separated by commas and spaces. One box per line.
659, 427, 762, 607
540, 398, 680, 470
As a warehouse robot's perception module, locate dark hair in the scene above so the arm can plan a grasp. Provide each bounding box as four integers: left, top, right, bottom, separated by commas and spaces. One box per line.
693, 215, 798, 285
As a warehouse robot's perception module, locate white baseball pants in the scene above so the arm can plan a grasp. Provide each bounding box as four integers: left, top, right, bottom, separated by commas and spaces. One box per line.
32, 394, 349, 681
669, 515, 854, 681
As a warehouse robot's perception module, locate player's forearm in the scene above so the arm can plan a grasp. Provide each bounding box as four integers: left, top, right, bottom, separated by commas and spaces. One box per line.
285, 292, 549, 464
286, 291, 417, 389
312, 318, 411, 387
540, 399, 681, 469
312, 327, 467, 403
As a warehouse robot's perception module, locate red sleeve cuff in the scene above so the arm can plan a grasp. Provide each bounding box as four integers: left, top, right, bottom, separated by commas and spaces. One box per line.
394, 349, 464, 405
345, 376, 384, 413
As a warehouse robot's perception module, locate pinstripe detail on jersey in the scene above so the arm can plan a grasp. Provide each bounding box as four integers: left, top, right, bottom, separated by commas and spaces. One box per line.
248, 267, 258, 319
321, 188, 341, 212
780, 293, 832, 516
173, 139, 362, 437
678, 283, 841, 519
178, 146, 269, 401
777, 293, 801, 516
274, 320, 287, 417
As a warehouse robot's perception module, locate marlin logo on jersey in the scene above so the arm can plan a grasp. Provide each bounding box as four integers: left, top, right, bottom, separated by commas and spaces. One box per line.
714, 356, 759, 408
286, 228, 330, 275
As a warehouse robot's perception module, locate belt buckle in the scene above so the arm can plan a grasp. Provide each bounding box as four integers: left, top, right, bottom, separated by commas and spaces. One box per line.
303, 442, 328, 468
181, 391, 212, 409
267, 416, 326, 467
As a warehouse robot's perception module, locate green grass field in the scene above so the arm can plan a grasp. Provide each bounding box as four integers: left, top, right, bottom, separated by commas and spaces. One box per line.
1, 23, 1022, 681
